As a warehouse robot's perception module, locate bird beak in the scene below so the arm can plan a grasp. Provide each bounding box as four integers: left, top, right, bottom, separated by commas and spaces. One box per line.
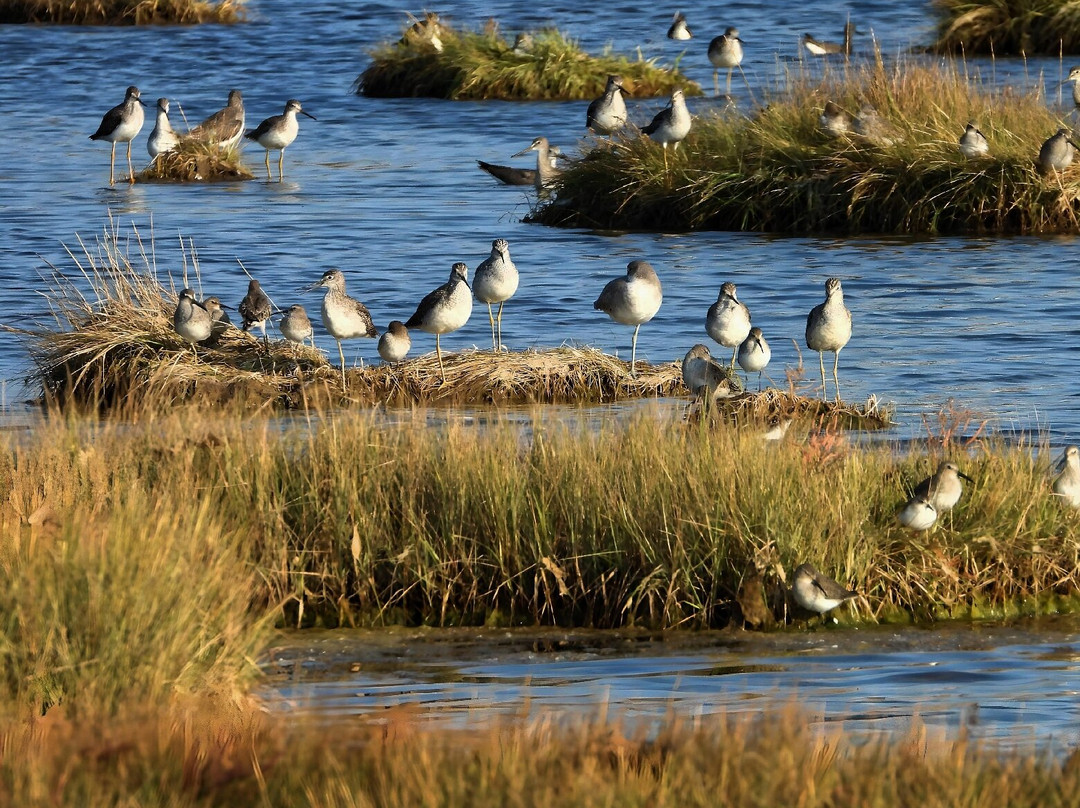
302, 280, 325, 292
301, 110, 317, 120
512, 145, 534, 158
958, 471, 975, 484
219, 303, 233, 310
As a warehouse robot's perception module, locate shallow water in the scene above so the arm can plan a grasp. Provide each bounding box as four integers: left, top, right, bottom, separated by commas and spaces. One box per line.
1, 1, 1080, 443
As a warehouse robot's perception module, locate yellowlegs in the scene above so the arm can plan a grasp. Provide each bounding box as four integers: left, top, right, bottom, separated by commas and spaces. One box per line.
406, 262, 473, 380
511, 137, 561, 193
239, 279, 273, 344
681, 344, 736, 401
819, 101, 853, 136
1060, 67, 1080, 109
737, 327, 771, 390
147, 97, 178, 160
706, 282, 751, 368
761, 418, 793, 441
308, 269, 378, 387
593, 260, 663, 376
189, 89, 245, 149
479, 144, 562, 186
805, 277, 852, 403
958, 122, 989, 158
912, 461, 974, 515
378, 320, 412, 364
853, 105, 900, 146
898, 496, 938, 531
400, 11, 443, 51
203, 296, 232, 343
245, 99, 316, 181
89, 85, 145, 186
586, 75, 628, 135
1039, 128, 1077, 172
802, 22, 857, 57
173, 288, 212, 359
512, 32, 534, 55
791, 563, 857, 617
642, 89, 692, 171
1053, 445, 1080, 507
707, 27, 744, 97
667, 11, 692, 40
279, 304, 314, 347
473, 238, 518, 351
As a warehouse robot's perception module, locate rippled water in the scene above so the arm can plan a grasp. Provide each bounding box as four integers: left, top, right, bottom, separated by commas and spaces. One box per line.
2, 0, 1080, 441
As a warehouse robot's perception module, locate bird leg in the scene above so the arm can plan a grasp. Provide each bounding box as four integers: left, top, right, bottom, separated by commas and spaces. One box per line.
125, 141, 135, 184
662, 144, 669, 173
278, 149, 285, 182
726, 69, 733, 98
436, 334, 445, 381
337, 340, 347, 389
109, 142, 117, 186
818, 352, 827, 402
486, 302, 497, 351
713, 70, 720, 97
496, 301, 505, 351
832, 350, 842, 403
730, 345, 738, 369
264, 150, 272, 180
630, 323, 641, 377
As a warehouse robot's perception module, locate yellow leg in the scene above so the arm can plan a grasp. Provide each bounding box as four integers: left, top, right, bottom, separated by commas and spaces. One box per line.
109, 142, 117, 186
630, 323, 640, 376
337, 340, 346, 389
126, 140, 134, 183
278, 149, 285, 181
264, 150, 271, 180
486, 302, 496, 351
713, 70, 719, 96
662, 144, 669, 172
496, 302, 505, 350
832, 350, 842, 403
436, 334, 445, 381
730, 345, 738, 369
818, 353, 827, 401
726, 69, 733, 97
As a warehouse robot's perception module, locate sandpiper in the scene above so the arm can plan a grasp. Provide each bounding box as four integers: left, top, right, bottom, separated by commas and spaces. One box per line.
279, 304, 314, 347
245, 99, 316, 181
791, 563, 858, 617
819, 101, 854, 136
706, 282, 751, 368
203, 296, 232, 343
473, 238, 519, 351
1060, 66, 1080, 109
642, 89, 692, 171
512, 32, 534, 54
761, 418, 793, 441
681, 344, 736, 401
1053, 445, 1080, 507
406, 262, 473, 380
898, 495, 938, 531
1039, 128, 1077, 172
173, 288, 212, 359
805, 277, 852, 403
511, 136, 561, 193
89, 85, 146, 186
586, 74, 628, 135
853, 105, 900, 146
400, 11, 443, 51
239, 279, 273, 344
594, 260, 663, 376
912, 461, 974, 515
737, 327, 771, 390
189, 89, 245, 149
802, 22, 857, 57
667, 11, 692, 40
308, 269, 378, 387
958, 122, 989, 158
479, 144, 562, 186
378, 320, 412, 364
707, 27, 744, 97
147, 97, 178, 160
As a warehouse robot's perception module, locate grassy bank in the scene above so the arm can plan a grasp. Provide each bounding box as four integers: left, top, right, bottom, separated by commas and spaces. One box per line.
932, 0, 1080, 54
529, 59, 1080, 234
0, 0, 244, 24
357, 20, 699, 100
138, 140, 255, 182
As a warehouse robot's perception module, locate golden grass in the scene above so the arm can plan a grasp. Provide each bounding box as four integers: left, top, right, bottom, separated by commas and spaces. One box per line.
138, 139, 255, 183
0, 0, 244, 24
933, 0, 1080, 54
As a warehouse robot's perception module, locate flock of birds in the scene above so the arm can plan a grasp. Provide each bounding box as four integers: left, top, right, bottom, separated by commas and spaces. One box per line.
89, 86, 316, 184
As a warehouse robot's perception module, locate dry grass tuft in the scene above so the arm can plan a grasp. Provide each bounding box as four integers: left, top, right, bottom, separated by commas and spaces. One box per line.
138, 139, 255, 182
0, 0, 244, 24
932, 0, 1080, 54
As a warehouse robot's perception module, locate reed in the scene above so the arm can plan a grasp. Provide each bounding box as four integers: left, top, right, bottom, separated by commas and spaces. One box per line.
0, 0, 244, 24
357, 18, 699, 100
529, 57, 1080, 234
138, 139, 255, 183
932, 0, 1080, 54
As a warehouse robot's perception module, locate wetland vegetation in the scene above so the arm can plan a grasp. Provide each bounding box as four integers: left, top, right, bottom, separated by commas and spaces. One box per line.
138, 139, 255, 183
932, 0, 1080, 55
0, 0, 245, 24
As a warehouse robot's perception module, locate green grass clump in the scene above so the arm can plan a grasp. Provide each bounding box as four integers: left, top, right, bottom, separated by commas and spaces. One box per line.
357, 19, 699, 100
138, 139, 255, 183
530, 58, 1080, 235
0, 0, 244, 24
933, 0, 1080, 54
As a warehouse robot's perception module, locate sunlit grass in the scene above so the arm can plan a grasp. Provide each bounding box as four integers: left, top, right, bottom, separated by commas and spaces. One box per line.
138, 139, 255, 183
0, 0, 244, 24
933, 0, 1080, 54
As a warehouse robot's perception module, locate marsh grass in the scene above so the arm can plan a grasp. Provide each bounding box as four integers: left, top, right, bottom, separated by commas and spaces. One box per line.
531, 57, 1080, 234
933, 0, 1080, 54
138, 139, 255, 183
357, 20, 699, 100
0, 0, 244, 24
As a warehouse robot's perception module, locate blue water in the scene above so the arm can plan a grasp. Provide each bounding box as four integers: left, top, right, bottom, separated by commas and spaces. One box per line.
2, 0, 1080, 442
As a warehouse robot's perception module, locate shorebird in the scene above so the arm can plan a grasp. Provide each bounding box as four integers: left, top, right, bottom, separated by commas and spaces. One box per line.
400, 11, 443, 51
805, 277, 852, 403
958, 122, 989, 158
707, 27, 744, 97
378, 320, 412, 364
802, 22, 857, 57
761, 418, 793, 441
308, 269, 378, 387
147, 97, 178, 160
478, 144, 562, 186
1060, 66, 1080, 109
737, 327, 771, 390
897, 495, 938, 531
245, 99, 316, 181
173, 288, 212, 359
189, 89, 245, 149
203, 296, 232, 343
593, 260, 663, 376
912, 461, 974, 515
89, 85, 145, 185
853, 105, 900, 146
1053, 445, 1080, 507
586, 74, 628, 135
819, 101, 854, 136
278, 304, 314, 347
706, 282, 751, 368
1039, 128, 1078, 172
667, 11, 692, 40
406, 262, 473, 380
681, 344, 736, 401
791, 563, 858, 618
512, 32, 533, 54
511, 136, 561, 193
642, 89, 692, 171
238, 279, 273, 344
473, 238, 518, 351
